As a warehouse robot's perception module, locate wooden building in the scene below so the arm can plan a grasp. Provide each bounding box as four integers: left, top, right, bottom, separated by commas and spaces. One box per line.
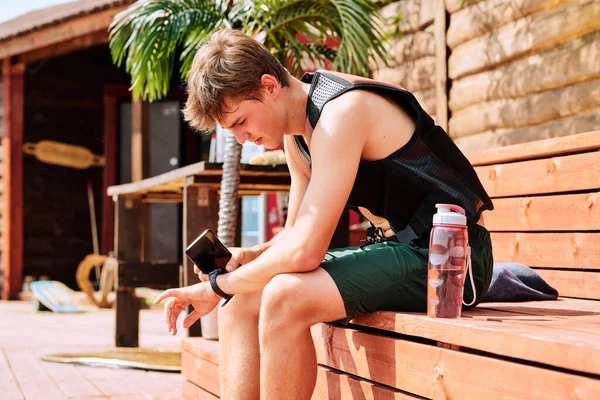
0, 0, 206, 300
373, 0, 600, 151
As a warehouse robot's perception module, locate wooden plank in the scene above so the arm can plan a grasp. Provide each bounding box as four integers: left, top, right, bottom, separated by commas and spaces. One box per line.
312, 324, 600, 399
4, 347, 63, 399
482, 298, 600, 314
491, 232, 600, 269
449, 77, 600, 138
102, 86, 119, 255
448, 1, 600, 79
536, 269, 600, 300
38, 355, 103, 398
107, 162, 289, 197
181, 338, 220, 365
486, 192, 600, 231
131, 96, 149, 183
180, 338, 413, 400
449, 29, 600, 112
182, 380, 219, 400
2, 60, 24, 300
0, 6, 128, 59
115, 288, 141, 348
117, 261, 180, 289
464, 308, 600, 335
182, 349, 220, 397
457, 110, 600, 154
447, 0, 484, 14
351, 309, 600, 375
114, 197, 149, 262
312, 366, 418, 400
0, 349, 23, 399
434, 0, 448, 132
380, 0, 436, 35
15, 30, 109, 65
447, 0, 582, 48
373, 56, 436, 92
475, 150, 600, 197
390, 28, 435, 65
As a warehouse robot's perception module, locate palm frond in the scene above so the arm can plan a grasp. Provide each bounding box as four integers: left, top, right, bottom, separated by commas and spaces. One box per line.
246, 0, 390, 77
109, 0, 227, 101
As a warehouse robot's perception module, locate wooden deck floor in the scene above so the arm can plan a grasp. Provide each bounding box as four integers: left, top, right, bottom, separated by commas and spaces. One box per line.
0, 300, 189, 399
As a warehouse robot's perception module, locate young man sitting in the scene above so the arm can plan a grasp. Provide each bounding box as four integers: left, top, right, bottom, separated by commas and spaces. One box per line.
154, 28, 494, 400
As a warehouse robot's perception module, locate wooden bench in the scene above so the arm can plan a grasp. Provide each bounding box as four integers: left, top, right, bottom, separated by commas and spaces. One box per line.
182, 131, 600, 399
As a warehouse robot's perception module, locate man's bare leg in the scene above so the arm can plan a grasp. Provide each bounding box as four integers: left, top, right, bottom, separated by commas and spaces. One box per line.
218, 290, 263, 400
258, 268, 347, 400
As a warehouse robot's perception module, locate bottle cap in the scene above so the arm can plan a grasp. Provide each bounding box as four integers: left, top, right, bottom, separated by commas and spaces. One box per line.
432, 203, 467, 226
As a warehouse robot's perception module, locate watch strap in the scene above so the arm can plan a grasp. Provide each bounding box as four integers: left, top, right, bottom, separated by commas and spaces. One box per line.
209, 268, 234, 307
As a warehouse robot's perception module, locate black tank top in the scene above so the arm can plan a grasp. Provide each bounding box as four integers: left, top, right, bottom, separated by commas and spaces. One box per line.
295, 71, 494, 247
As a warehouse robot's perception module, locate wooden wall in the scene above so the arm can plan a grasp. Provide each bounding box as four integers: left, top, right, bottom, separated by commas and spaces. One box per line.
373, 0, 600, 152
23, 45, 129, 288
374, 0, 439, 122
447, 0, 600, 152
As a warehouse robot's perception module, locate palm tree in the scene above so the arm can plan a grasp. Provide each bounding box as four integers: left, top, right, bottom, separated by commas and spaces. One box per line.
109, 0, 392, 249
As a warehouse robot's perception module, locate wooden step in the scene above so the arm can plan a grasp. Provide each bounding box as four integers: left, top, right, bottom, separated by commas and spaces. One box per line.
180, 337, 413, 399
311, 323, 600, 399
352, 299, 600, 375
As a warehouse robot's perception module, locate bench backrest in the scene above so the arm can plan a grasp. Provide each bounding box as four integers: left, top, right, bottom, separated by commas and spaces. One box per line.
467, 130, 600, 300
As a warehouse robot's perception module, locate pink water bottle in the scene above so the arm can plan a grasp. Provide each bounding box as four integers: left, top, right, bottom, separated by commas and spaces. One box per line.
427, 204, 474, 318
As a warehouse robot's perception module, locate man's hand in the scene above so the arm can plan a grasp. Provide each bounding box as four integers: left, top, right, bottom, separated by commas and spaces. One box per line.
194, 247, 262, 282
153, 282, 221, 335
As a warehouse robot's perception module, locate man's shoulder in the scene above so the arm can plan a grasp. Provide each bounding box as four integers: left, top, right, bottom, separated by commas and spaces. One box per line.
320, 89, 380, 126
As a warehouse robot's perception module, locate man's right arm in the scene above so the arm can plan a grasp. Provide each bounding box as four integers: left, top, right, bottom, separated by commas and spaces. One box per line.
249, 141, 310, 256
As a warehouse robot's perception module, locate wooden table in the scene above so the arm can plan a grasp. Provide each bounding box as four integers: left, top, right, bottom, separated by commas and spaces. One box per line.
107, 161, 290, 347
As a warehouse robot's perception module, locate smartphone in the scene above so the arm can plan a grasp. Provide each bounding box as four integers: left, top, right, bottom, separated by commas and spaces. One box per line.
185, 229, 232, 275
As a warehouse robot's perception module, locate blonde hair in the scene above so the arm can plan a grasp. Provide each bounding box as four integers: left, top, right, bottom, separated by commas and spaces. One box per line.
183, 29, 290, 132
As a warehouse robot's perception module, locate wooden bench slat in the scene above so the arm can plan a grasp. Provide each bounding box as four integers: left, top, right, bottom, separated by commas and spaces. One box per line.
490, 232, 600, 269
182, 349, 220, 397
486, 192, 600, 231
182, 338, 220, 364
351, 307, 600, 375
312, 324, 600, 399
182, 380, 219, 400
535, 269, 600, 300
482, 298, 600, 315
476, 151, 600, 197
467, 308, 600, 335
313, 366, 417, 400
180, 338, 412, 400
466, 130, 600, 166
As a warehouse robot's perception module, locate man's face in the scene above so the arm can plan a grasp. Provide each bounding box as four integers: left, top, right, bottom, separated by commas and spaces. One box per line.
219, 90, 286, 150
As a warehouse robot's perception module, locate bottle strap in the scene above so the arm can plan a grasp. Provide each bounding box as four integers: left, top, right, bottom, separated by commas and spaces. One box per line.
462, 246, 477, 307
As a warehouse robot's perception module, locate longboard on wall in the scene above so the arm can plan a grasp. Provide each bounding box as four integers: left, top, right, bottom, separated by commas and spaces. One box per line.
23, 140, 105, 169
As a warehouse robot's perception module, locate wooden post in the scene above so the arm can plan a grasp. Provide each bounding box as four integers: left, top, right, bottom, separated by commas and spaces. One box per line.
130, 96, 151, 260
114, 195, 143, 347
434, 0, 448, 132
183, 179, 220, 337
102, 91, 117, 256
2, 59, 24, 300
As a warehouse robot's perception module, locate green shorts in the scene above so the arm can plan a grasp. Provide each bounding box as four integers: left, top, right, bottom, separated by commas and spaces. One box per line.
321, 225, 493, 324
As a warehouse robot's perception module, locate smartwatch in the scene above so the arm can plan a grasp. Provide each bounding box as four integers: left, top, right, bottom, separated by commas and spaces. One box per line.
209, 268, 234, 307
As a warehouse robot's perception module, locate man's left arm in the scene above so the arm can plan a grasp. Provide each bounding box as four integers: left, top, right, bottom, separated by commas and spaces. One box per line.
217, 97, 367, 294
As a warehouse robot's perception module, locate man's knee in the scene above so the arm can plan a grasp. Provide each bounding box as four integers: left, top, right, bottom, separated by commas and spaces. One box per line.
260, 274, 310, 332
219, 291, 261, 326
